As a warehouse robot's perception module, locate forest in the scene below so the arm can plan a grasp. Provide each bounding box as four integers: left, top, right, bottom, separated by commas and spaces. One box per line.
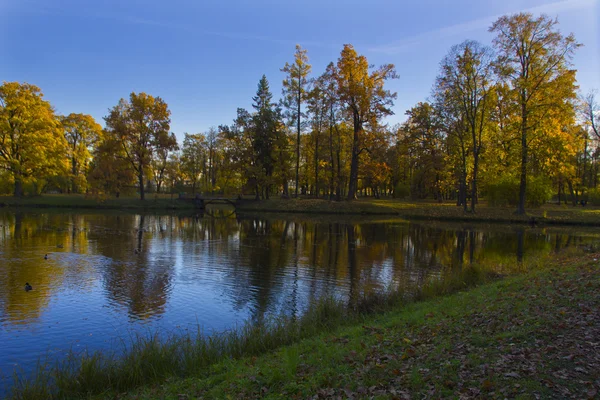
1, 13, 598, 214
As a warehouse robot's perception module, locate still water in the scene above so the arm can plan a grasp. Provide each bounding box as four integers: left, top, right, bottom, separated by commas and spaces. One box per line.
0, 208, 597, 391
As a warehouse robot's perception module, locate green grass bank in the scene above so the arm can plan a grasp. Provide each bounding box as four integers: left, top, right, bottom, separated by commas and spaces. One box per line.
8, 249, 600, 399
237, 198, 600, 226
3, 194, 600, 226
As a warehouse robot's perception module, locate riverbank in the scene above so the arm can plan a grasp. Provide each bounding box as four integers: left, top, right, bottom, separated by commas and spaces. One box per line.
237, 198, 600, 226
2, 194, 600, 225
0, 194, 196, 210
9, 249, 599, 399
102, 250, 600, 400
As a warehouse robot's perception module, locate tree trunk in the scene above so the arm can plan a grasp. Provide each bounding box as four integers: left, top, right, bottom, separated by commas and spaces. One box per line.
347, 114, 361, 200
295, 91, 301, 198
71, 156, 78, 194
517, 103, 528, 214
314, 134, 319, 198
471, 153, 479, 212
336, 125, 342, 202
14, 175, 23, 197
329, 112, 335, 201
138, 170, 145, 200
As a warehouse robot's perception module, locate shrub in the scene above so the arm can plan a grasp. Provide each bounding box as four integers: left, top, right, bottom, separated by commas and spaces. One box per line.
485, 175, 518, 207
485, 175, 552, 208
526, 175, 553, 207
394, 182, 410, 199
587, 188, 600, 206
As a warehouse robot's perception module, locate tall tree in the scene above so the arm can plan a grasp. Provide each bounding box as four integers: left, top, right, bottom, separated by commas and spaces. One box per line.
251, 75, 282, 199
404, 102, 445, 200
581, 90, 599, 140
88, 134, 135, 198
0, 82, 66, 197
205, 127, 220, 192
307, 74, 329, 197
60, 113, 102, 193
434, 40, 495, 212
281, 45, 311, 198
490, 13, 580, 214
181, 133, 206, 195
104, 92, 171, 200
151, 132, 178, 194
336, 44, 398, 200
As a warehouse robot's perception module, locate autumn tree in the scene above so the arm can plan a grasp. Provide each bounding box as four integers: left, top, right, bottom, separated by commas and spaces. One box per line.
219, 109, 254, 195
281, 45, 311, 197
490, 13, 580, 214
181, 133, 206, 195
582, 90, 599, 140
404, 102, 445, 199
151, 132, 178, 194
307, 73, 329, 197
204, 127, 223, 192
580, 90, 599, 188
336, 44, 398, 200
88, 134, 135, 198
0, 82, 67, 197
434, 40, 495, 212
104, 92, 171, 200
60, 113, 102, 193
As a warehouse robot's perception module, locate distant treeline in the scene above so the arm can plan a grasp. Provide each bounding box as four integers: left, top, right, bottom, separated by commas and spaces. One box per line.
1, 13, 598, 213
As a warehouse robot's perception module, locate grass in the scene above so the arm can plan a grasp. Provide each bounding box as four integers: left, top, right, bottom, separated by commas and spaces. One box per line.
2, 194, 600, 226
91, 248, 599, 399
237, 197, 600, 226
7, 251, 526, 400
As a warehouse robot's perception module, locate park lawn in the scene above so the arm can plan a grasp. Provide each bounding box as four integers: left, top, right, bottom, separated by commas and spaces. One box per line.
237, 197, 600, 226
94, 250, 600, 400
2, 194, 600, 226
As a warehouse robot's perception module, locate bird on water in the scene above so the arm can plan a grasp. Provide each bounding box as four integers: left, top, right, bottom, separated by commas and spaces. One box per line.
25, 283, 32, 291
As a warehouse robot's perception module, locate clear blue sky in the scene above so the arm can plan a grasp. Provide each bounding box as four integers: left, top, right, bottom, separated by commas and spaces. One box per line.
1, 0, 598, 142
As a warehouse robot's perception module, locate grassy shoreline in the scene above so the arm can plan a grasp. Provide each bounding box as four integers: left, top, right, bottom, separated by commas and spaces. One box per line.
8, 249, 600, 399
238, 198, 600, 226
3, 195, 600, 226
100, 250, 599, 399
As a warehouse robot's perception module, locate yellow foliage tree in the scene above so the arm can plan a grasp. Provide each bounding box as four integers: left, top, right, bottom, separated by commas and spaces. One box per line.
0, 82, 67, 196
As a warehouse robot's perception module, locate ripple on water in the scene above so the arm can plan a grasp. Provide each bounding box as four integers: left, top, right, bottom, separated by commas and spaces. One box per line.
1, 211, 598, 395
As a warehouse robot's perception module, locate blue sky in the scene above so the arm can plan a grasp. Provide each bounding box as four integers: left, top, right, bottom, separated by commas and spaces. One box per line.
1, 0, 598, 141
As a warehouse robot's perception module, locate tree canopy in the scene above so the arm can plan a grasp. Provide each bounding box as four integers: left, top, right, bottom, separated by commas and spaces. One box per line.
1, 14, 597, 211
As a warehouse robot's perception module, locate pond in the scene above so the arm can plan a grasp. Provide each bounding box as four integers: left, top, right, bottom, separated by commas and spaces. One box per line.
0, 208, 597, 393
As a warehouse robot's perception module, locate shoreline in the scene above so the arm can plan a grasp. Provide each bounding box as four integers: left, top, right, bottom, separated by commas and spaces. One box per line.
9, 249, 597, 399
2, 195, 600, 227
107, 251, 600, 399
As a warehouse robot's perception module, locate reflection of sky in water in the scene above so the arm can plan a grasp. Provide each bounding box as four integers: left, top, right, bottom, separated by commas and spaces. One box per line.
0, 210, 598, 393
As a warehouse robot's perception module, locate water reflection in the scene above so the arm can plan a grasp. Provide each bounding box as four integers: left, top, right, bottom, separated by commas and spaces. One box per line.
0, 209, 596, 390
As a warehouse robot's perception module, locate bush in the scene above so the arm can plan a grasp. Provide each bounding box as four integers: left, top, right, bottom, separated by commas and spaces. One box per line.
0, 173, 13, 195
526, 175, 554, 207
587, 189, 600, 206
485, 175, 518, 207
394, 182, 410, 199
485, 175, 552, 208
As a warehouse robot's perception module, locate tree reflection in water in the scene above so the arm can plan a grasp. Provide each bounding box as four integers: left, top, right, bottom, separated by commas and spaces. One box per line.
0, 209, 596, 388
